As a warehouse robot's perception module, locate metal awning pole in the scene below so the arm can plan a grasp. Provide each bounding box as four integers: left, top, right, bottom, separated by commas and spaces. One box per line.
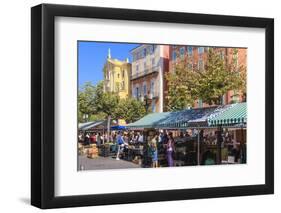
197, 128, 200, 165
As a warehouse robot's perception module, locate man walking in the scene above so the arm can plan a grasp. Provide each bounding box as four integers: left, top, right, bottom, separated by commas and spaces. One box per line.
116, 131, 124, 160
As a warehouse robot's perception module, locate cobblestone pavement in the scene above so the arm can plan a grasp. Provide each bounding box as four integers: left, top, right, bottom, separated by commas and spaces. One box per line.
78, 155, 141, 171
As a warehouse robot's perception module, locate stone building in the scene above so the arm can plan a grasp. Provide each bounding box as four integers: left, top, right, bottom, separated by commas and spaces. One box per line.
103, 49, 131, 99
130, 45, 169, 112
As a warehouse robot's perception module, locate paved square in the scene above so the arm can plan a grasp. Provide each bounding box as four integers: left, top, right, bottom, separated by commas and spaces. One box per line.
78, 155, 141, 171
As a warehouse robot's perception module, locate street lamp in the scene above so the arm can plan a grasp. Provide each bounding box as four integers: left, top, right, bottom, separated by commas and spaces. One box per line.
143, 93, 152, 113
139, 93, 151, 167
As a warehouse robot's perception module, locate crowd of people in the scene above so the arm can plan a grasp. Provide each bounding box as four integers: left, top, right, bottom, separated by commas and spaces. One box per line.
78, 128, 246, 167
78, 130, 178, 168
114, 131, 177, 168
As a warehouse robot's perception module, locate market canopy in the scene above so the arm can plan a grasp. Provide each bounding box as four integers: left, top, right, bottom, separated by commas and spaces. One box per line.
127, 102, 247, 129
79, 120, 107, 131
127, 107, 219, 129
208, 102, 247, 127
79, 120, 118, 131
157, 106, 220, 128
126, 112, 171, 129
78, 121, 95, 130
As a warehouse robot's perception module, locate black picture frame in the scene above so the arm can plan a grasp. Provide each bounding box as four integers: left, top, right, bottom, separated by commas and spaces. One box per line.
31, 3, 274, 209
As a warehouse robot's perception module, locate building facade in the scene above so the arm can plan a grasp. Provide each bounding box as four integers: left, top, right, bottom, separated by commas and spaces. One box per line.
103, 49, 131, 99
168, 46, 247, 109
130, 45, 169, 112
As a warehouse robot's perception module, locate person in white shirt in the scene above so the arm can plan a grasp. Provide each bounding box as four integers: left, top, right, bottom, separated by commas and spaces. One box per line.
138, 132, 143, 143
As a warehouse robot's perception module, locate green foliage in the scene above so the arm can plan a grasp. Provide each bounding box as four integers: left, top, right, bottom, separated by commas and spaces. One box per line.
78, 81, 147, 124
165, 48, 245, 109
197, 48, 243, 105
115, 98, 147, 123
78, 81, 117, 121
166, 64, 193, 111
165, 59, 197, 111
89, 112, 107, 121
78, 82, 97, 121
96, 91, 120, 118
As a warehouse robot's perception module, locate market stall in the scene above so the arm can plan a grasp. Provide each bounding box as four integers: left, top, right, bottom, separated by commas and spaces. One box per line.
126, 102, 247, 167
208, 102, 247, 164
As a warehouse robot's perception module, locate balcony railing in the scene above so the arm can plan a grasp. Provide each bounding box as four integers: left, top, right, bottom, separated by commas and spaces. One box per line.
131, 66, 159, 80
136, 92, 159, 101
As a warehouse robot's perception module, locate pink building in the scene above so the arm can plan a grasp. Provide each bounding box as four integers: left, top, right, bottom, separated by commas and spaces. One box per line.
130, 45, 169, 112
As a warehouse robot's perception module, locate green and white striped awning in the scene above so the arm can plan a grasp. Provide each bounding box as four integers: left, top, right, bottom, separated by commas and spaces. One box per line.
208, 102, 247, 126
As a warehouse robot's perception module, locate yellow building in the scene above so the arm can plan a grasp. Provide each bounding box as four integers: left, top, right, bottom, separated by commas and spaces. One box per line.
103, 49, 131, 99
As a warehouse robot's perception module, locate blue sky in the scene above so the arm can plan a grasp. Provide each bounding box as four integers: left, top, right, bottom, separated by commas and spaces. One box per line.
78, 41, 138, 87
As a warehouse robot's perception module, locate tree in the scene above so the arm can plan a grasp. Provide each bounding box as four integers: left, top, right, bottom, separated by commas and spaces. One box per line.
115, 98, 147, 123
78, 81, 108, 122
95, 91, 120, 141
165, 48, 244, 109
165, 57, 198, 111
78, 82, 97, 122
194, 49, 243, 105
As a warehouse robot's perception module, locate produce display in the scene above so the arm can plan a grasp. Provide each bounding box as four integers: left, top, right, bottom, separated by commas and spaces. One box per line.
87, 144, 99, 158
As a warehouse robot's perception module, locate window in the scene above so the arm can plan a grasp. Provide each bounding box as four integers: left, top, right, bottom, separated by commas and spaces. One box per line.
152, 58, 155, 65
198, 47, 204, 54
221, 94, 225, 105
135, 87, 139, 98
180, 47, 185, 58
188, 46, 193, 56
198, 99, 203, 108
143, 84, 147, 96
232, 90, 239, 103
188, 63, 193, 70
136, 65, 139, 72
172, 51, 177, 61
198, 59, 204, 70
115, 82, 120, 92
143, 48, 147, 57
122, 70, 125, 78
220, 51, 225, 60
151, 45, 155, 54
151, 100, 156, 112
121, 81, 125, 90
117, 73, 120, 78
150, 81, 155, 96
233, 50, 239, 66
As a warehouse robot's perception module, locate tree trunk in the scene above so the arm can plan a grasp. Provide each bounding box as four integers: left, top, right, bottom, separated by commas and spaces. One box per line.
107, 115, 111, 142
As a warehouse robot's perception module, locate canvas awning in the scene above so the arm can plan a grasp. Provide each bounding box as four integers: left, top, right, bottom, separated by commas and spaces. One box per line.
127, 107, 221, 129
208, 102, 247, 127
78, 121, 95, 130
79, 120, 107, 131
127, 102, 247, 129
126, 112, 171, 129
157, 106, 218, 128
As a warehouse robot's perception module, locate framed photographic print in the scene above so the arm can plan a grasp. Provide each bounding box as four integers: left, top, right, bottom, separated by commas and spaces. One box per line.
31, 3, 274, 209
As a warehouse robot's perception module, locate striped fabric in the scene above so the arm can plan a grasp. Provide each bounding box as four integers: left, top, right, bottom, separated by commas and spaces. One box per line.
127, 102, 247, 129
208, 102, 247, 126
